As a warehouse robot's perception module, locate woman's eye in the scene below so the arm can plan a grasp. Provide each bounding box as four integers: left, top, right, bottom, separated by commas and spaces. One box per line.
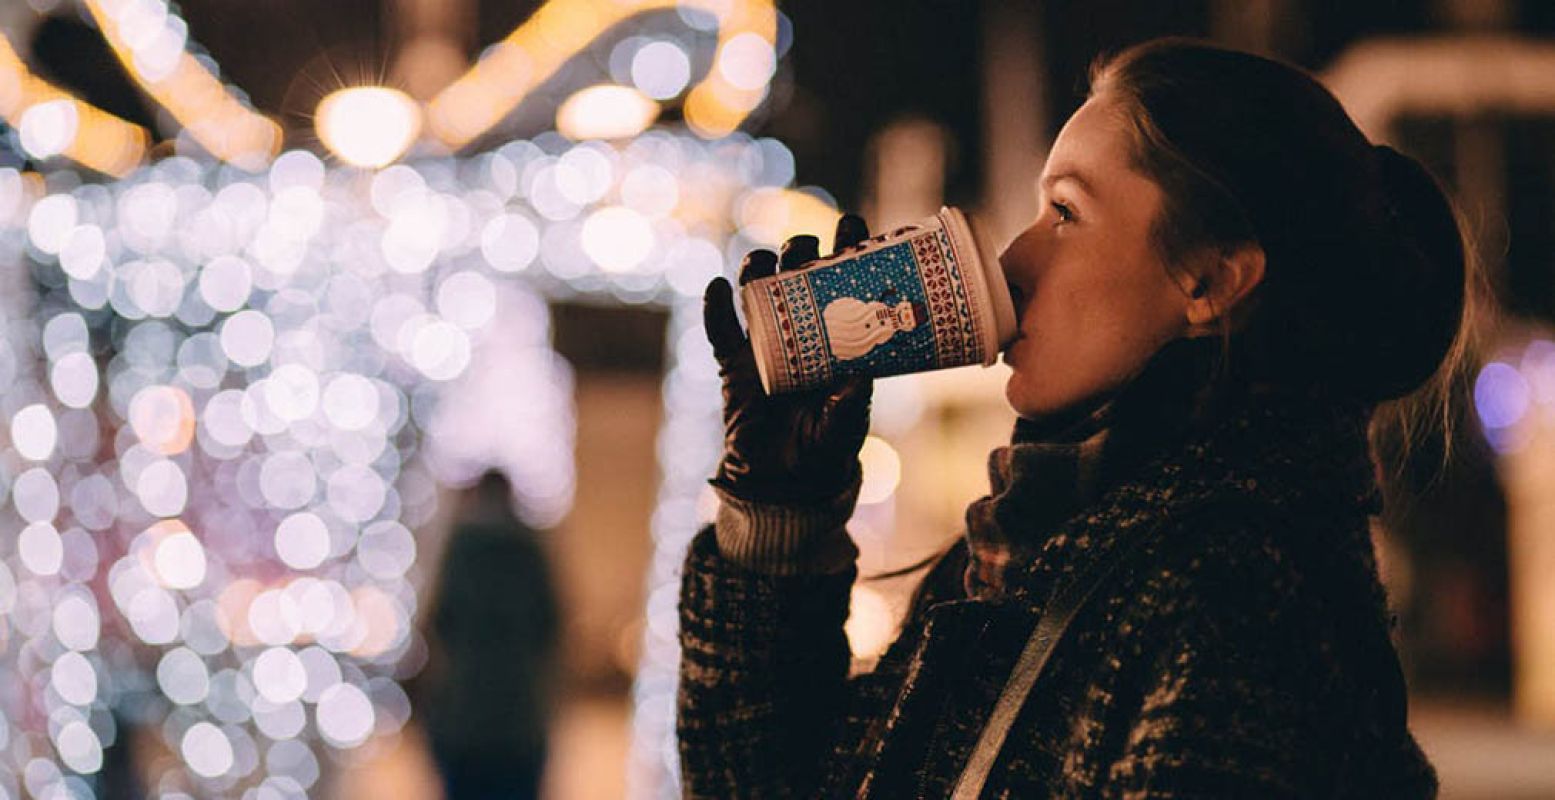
1051, 201, 1074, 224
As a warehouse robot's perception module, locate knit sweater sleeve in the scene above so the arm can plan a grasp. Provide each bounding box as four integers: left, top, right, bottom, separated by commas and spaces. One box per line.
676, 523, 860, 798
676, 522, 960, 799
710, 481, 861, 575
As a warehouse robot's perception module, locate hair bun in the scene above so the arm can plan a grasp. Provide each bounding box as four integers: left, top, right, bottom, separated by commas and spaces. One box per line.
1355, 144, 1467, 401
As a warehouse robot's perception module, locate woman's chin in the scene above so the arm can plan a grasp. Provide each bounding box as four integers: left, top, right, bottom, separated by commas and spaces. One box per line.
1003, 373, 1037, 417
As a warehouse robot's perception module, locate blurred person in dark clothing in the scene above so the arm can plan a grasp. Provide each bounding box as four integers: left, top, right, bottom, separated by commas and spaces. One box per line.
416, 470, 560, 800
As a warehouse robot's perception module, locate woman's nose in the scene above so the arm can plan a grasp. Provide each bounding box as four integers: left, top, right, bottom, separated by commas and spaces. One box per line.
998, 226, 1042, 286
998, 226, 1043, 316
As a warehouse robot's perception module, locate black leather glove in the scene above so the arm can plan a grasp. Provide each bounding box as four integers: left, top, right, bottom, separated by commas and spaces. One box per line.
703, 214, 873, 506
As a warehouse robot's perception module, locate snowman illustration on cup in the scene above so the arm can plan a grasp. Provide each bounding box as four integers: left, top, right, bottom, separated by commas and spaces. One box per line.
821, 287, 929, 361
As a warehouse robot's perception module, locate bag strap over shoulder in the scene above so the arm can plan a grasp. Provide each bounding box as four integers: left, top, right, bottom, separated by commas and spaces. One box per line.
950, 522, 1163, 800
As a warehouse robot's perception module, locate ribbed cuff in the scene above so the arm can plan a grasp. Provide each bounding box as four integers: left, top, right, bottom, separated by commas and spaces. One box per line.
712, 480, 861, 576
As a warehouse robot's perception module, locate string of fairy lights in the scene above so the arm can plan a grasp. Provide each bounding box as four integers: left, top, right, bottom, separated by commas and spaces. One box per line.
0, 144, 841, 798
0, 2, 817, 799
1, 122, 819, 797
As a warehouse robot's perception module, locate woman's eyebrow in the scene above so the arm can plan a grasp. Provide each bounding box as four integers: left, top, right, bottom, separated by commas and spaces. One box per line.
1040, 171, 1095, 197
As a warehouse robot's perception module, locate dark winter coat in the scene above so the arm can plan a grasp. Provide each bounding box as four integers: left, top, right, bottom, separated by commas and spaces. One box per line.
676, 387, 1438, 798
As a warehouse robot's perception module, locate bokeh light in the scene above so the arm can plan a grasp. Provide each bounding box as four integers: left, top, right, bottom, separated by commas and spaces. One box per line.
0, 126, 824, 797
632, 40, 694, 100
1477, 360, 1532, 451
427, 0, 779, 148
81, 0, 281, 169
557, 85, 661, 141
1472, 339, 1555, 454
315, 87, 424, 169
0, 34, 149, 175
19, 99, 80, 159
858, 436, 904, 505
0, 3, 810, 795
843, 584, 897, 661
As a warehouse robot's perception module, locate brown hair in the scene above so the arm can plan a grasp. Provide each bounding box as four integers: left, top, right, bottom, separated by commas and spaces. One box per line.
865, 38, 1494, 589
1087, 37, 1491, 481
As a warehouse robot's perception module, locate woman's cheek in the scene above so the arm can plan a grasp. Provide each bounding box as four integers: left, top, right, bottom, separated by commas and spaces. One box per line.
1025, 284, 1074, 338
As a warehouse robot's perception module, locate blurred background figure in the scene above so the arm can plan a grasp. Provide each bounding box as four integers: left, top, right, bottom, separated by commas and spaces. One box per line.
414, 470, 560, 800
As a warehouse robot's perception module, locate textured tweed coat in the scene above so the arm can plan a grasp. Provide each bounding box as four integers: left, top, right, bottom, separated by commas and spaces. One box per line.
676, 389, 1438, 798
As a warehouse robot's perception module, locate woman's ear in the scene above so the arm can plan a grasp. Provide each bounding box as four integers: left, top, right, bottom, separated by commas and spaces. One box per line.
1183, 242, 1265, 336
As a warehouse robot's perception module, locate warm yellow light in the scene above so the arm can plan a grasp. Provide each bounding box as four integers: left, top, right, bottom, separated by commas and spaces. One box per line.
315, 87, 423, 169
845, 584, 897, 660
858, 436, 903, 505
581, 205, 655, 271
736, 187, 843, 252
81, 0, 281, 170
0, 32, 148, 176
428, 0, 778, 149
129, 385, 196, 455
556, 85, 659, 141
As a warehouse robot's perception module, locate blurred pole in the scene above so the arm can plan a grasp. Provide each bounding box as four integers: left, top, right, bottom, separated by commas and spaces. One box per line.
1454, 117, 1508, 297
1436, 0, 1548, 726
1438, 0, 1511, 297
862, 117, 948, 230
389, 0, 474, 102
1501, 406, 1555, 728
978, 0, 1047, 248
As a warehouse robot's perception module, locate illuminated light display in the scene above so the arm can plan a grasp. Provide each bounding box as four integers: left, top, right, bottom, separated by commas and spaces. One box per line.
557, 85, 662, 141
15, 0, 777, 175
1476, 337, 1555, 726
315, 87, 425, 169
0, 123, 832, 796
80, 0, 283, 169
9, 0, 777, 176
0, 32, 149, 176
857, 436, 903, 506
427, 0, 777, 148
631, 39, 694, 100
0, 1, 841, 796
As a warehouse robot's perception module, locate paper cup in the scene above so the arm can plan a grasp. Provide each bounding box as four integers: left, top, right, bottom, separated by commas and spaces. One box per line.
741, 207, 1017, 394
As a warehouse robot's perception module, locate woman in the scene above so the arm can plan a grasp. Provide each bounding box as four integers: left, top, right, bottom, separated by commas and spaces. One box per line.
679, 38, 1475, 798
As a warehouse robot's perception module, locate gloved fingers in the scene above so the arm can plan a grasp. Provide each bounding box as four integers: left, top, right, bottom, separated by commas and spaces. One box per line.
701, 277, 746, 363
738, 248, 779, 286
806, 376, 872, 456
833, 213, 870, 254
779, 234, 821, 272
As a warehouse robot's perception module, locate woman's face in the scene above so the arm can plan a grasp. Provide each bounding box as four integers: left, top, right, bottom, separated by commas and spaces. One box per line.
1000, 96, 1195, 418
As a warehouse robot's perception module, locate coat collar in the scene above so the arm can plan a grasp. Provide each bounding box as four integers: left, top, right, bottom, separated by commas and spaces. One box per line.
988, 375, 1380, 608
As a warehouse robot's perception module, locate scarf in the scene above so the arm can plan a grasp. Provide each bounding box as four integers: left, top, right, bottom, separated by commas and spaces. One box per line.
962, 336, 1231, 600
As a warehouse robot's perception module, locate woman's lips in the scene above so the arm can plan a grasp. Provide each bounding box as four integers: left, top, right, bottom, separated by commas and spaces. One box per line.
1002, 281, 1028, 362
1001, 331, 1024, 365
1007, 282, 1028, 318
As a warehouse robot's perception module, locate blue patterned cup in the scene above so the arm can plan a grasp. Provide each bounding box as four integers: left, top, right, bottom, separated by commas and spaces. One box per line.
741, 207, 1016, 394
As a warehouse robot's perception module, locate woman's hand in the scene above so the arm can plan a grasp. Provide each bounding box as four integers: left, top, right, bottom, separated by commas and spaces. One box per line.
703, 214, 873, 505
